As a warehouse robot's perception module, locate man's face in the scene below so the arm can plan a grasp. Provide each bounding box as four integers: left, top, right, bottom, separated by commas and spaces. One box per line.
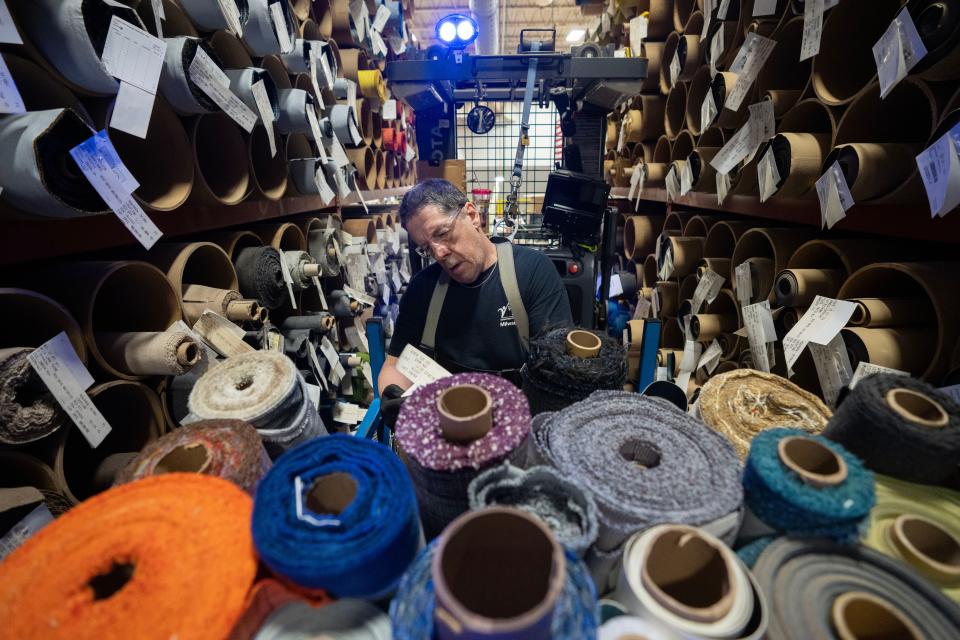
406, 202, 487, 283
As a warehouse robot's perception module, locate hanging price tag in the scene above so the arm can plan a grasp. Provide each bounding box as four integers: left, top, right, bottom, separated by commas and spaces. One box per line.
742, 300, 777, 373
781, 295, 856, 376
758, 145, 781, 202
701, 0, 715, 42
680, 159, 694, 195
753, 0, 779, 16
701, 91, 718, 133
809, 332, 853, 406
698, 339, 723, 374
251, 79, 276, 157
815, 160, 855, 229
0, 0, 23, 44
800, 0, 825, 61
269, 2, 293, 52
873, 8, 928, 99
218, 0, 243, 36
849, 361, 910, 389
716, 171, 731, 205
735, 262, 753, 307
0, 55, 25, 114
279, 251, 298, 309
917, 123, 960, 218
691, 268, 725, 315
726, 33, 776, 112
189, 49, 257, 132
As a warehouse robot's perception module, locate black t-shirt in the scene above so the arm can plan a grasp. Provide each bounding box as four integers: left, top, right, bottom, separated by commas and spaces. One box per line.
388, 240, 574, 372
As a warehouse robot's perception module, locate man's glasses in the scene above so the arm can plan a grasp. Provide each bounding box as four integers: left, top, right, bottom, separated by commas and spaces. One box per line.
413, 206, 465, 259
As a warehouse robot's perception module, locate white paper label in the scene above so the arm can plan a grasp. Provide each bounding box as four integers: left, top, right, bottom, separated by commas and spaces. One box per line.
758, 145, 781, 202
397, 343, 452, 393
189, 49, 257, 132
692, 269, 725, 315
269, 2, 293, 52
0, 0, 22, 44
753, 0, 779, 16
634, 297, 652, 319
27, 332, 111, 448
0, 502, 53, 561
717, 171, 731, 204
629, 15, 649, 53
680, 160, 694, 195
782, 295, 856, 375
373, 5, 392, 32
701, 91, 718, 134
849, 361, 910, 389
800, 0, 825, 61
111, 81, 156, 138
279, 251, 298, 309
698, 339, 724, 374
717, 0, 733, 19
809, 332, 853, 406
151, 0, 165, 37
314, 165, 337, 204
320, 336, 347, 383
628, 162, 643, 200
218, 0, 243, 36
334, 401, 366, 425
709, 27, 724, 76
917, 124, 960, 218
101, 16, 166, 94
666, 166, 680, 202
669, 51, 682, 87
382, 99, 398, 121
742, 300, 777, 373
251, 80, 276, 157
0, 55, 25, 114
815, 160, 855, 229
343, 284, 376, 307
874, 8, 928, 99
735, 262, 753, 307
725, 34, 776, 112
711, 101, 774, 176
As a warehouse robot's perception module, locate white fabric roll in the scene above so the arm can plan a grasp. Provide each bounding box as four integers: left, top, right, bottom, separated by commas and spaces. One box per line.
242, 0, 296, 56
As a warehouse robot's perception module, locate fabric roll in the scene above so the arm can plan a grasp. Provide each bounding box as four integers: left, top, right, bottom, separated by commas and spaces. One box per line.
96, 331, 200, 377
823, 373, 960, 486
189, 351, 327, 459
283, 250, 318, 290
329, 104, 362, 146
738, 428, 875, 566
395, 373, 531, 540
243, 0, 296, 56
696, 370, 833, 461
225, 68, 280, 121
252, 434, 420, 598
253, 599, 391, 640
307, 223, 342, 278
276, 89, 315, 134
390, 540, 598, 640
280, 39, 315, 74
13, 0, 143, 95
288, 158, 325, 196
863, 474, 960, 603
752, 538, 960, 639
0, 109, 106, 217
599, 616, 680, 640
179, 0, 250, 32
467, 463, 599, 556
235, 246, 287, 310
612, 525, 768, 639
0, 348, 65, 445
0, 474, 257, 639
357, 69, 387, 103
227, 578, 332, 640
115, 419, 270, 495
521, 327, 628, 416
159, 37, 222, 115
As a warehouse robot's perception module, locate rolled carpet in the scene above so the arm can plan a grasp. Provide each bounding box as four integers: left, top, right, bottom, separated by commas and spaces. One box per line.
823, 373, 960, 486
189, 351, 327, 459
252, 434, 421, 598
395, 373, 531, 540
862, 475, 960, 603
235, 246, 287, 311
752, 538, 960, 639
389, 541, 598, 639
467, 463, 599, 556
252, 599, 391, 640
96, 331, 201, 377
696, 370, 832, 461
0, 348, 65, 445
737, 428, 875, 567
115, 419, 271, 495
0, 474, 257, 639
521, 327, 628, 415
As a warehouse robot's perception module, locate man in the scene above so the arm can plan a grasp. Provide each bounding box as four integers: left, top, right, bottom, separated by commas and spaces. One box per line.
378, 179, 572, 393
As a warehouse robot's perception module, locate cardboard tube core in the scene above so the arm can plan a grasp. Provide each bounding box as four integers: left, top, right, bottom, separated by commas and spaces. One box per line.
774, 268, 845, 308
566, 330, 602, 358
691, 314, 738, 342
885, 388, 949, 429
642, 527, 736, 624
849, 298, 930, 328
156, 442, 211, 475
176, 342, 200, 366
890, 515, 960, 581
226, 299, 261, 322
437, 384, 493, 442
831, 592, 922, 640
306, 472, 358, 515
777, 436, 848, 488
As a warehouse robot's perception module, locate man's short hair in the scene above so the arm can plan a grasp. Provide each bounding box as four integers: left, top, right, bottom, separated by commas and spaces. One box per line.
397, 179, 468, 228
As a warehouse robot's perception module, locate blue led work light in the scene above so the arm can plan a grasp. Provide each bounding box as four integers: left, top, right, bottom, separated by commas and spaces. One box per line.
435, 14, 479, 48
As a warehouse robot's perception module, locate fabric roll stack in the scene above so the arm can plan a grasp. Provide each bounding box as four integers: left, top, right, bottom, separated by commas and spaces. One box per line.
0, 348, 65, 445
115, 419, 271, 495
235, 246, 287, 311
528, 391, 743, 591
696, 370, 832, 460
252, 435, 421, 599
0, 474, 257, 638
610, 525, 768, 639
823, 374, 960, 487
737, 428, 875, 566
251, 599, 391, 640
752, 538, 960, 639
394, 373, 531, 539
188, 351, 327, 459
467, 463, 599, 556
863, 475, 960, 603
521, 327, 628, 415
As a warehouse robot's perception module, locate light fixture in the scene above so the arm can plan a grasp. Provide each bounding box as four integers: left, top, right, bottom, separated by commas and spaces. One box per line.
435, 14, 479, 49
565, 28, 586, 42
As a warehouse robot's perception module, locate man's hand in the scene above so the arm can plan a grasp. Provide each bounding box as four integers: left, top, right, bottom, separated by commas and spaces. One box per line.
381, 384, 406, 427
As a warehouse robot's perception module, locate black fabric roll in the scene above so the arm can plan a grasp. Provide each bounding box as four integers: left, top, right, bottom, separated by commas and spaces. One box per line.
235, 246, 286, 311
823, 374, 960, 486
0, 348, 65, 445
753, 538, 960, 639
521, 327, 628, 415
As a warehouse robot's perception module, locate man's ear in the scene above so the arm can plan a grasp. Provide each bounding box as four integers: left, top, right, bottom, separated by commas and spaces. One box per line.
464, 201, 483, 230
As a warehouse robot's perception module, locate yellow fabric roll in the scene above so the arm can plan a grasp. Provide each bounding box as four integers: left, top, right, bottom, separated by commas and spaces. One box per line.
862, 475, 960, 603
357, 69, 386, 103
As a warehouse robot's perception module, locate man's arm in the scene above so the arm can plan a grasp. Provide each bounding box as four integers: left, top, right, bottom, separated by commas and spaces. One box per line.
378, 355, 413, 394
523, 249, 574, 334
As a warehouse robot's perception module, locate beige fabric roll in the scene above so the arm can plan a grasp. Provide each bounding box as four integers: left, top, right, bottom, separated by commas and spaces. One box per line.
97, 332, 201, 377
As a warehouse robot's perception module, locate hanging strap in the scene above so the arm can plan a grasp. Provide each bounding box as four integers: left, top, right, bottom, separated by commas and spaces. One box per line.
497, 241, 529, 353
420, 272, 449, 352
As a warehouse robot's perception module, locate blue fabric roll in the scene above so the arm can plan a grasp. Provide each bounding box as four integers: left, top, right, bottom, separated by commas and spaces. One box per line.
252, 434, 421, 598
390, 541, 599, 640
739, 427, 875, 565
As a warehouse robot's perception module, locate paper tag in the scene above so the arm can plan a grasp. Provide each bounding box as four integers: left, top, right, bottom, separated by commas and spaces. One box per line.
658, 241, 675, 280
917, 124, 960, 218
251, 80, 276, 157
809, 332, 853, 406
151, 0, 165, 37
717, 171, 731, 205
373, 5, 391, 32
735, 262, 753, 307
0, 502, 53, 561
333, 401, 365, 425
701, 91, 718, 133
279, 251, 298, 309
633, 296, 652, 319
0, 0, 23, 44
370, 29, 388, 57
313, 165, 336, 204
680, 335, 702, 374
27, 332, 111, 448
742, 300, 777, 373
753, 0, 779, 16
320, 336, 347, 383
629, 15, 649, 53
815, 161, 855, 229
382, 99, 398, 121
717, 0, 732, 19
304, 382, 321, 407
701, 0, 714, 42
782, 295, 856, 375
669, 50, 682, 86
725, 34, 776, 112
874, 8, 928, 99
758, 145, 781, 202
709, 27, 724, 76
193, 311, 255, 357
110, 81, 155, 138
189, 49, 257, 132
269, 2, 293, 52
101, 16, 166, 93
0, 55, 25, 114
70, 131, 162, 250
397, 344, 452, 391
849, 361, 909, 389
800, 0, 825, 61
711, 101, 775, 175
680, 160, 694, 195
666, 166, 680, 202
616, 119, 627, 154
692, 269, 725, 314
343, 284, 376, 307
391, 268, 403, 292
698, 340, 723, 374
218, 0, 244, 36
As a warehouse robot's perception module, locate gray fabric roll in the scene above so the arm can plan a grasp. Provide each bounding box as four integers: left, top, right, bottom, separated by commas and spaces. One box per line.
280, 39, 315, 74
0, 109, 106, 218
179, 0, 249, 32
283, 250, 316, 290
314, 41, 339, 84
307, 222, 342, 278
276, 88, 314, 135
289, 158, 323, 195
254, 599, 391, 640
159, 37, 221, 115
225, 67, 279, 120
12, 0, 142, 95
328, 105, 361, 146
467, 463, 599, 556
242, 0, 296, 56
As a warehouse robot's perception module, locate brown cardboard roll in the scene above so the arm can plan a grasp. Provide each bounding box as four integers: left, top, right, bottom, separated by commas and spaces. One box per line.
779, 97, 839, 142
691, 313, 738, 342
645, 0, 675, 40
145, 242, 240, 325
824, 143, 920, 202
663, 211, 693, 234
664, 80, 688, 138
711, 71, 751, 129
711, 290, 743, 360
346, 147, 376, 190
627, 96, 667, 142
755, 17, 810, 112
657, 281, 680, 318
674, 0, 696, 32
661, 316, 685, 348
848, 298, 933, 329
660, 32, 681, 94
644, 254, 659, 288
339, 48, 369, 84
842, 328, 938, 379
624, 215, 667, 260
831, 592, 924, 640
812, 0, 905, 106
767, 132, 832, 199
763, 89, 803, 119
671, 130, 696, 161
731, 228, 814, 302
697, 259, 732, 285
631, 142, 655, 164
137, 0, 199, 37
773, 269, 846, 308
312, 0, 334, 38
641, 41, 665, 94
685, 65, 713, 135
260, 55, 293, 90
682, 215, 722, 238
247, 124, 288, 201
0, 53, 90, 120
911, 0, 960, 82
706, 20, 743, 73
786, 238, 921, 278
606, 121, 619, 152
342, 218, 377, 244
703, 220, 751, 258
371, 110, 383, 149
209, 30, 253, 69
256, 222, 308, 251
436, 384, 494, 442
679, 273, 699, 307
289, 0, 311, 21
187, 113, 250, 205
729, 152, 760, 196
97, 332, 200, 377
330, 0, 355, 47
0, 288, 87, 363
677, 34, 702, 83
839, 262, 960, 381
299, 18, 320, 39
689, 147, 719, 192
375, 149, 386, 189
664, 236, 706, 278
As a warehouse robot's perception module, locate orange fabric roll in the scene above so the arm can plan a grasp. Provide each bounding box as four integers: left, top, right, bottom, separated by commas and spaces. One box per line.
0, 474, 257, 640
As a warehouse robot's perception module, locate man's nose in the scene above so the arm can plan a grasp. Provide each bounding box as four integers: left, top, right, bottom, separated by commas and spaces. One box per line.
433, 244, 451, 260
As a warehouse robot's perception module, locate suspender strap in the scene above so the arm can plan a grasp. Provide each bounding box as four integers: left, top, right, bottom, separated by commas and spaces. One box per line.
497, 241, 529, 353
420, 272, 449, 351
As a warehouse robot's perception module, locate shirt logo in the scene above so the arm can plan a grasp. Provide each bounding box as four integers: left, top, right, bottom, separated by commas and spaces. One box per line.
498, 303, 516, 328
